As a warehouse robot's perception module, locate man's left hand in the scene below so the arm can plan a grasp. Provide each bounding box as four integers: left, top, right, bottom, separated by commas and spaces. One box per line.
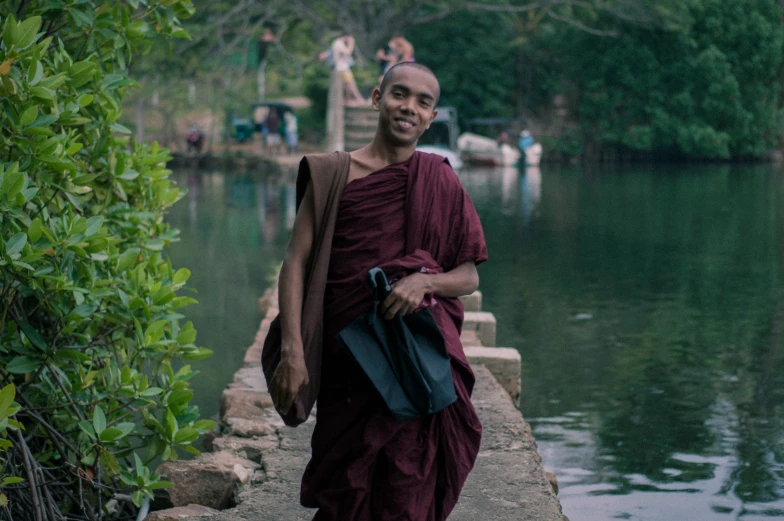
380, 273, 431, 320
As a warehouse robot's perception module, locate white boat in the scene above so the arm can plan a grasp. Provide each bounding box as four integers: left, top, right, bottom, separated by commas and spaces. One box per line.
416, 145, 463, 169
457, 132, 521, 166
524, 142, 543, 166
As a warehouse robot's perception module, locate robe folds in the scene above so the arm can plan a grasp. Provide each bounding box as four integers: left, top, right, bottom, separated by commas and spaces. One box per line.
301, 151, 488, 521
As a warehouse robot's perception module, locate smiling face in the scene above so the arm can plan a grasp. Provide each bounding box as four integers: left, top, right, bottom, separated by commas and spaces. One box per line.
372, 65, 440, 148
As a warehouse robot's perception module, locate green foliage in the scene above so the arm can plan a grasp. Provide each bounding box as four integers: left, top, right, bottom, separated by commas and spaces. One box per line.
0, 1, 216, 517
534, 0, 784, 158
409, 9, 519, 124
0, 383, 24, 508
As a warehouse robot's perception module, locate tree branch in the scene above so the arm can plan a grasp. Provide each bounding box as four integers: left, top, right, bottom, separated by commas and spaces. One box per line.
545, 7, 619, 36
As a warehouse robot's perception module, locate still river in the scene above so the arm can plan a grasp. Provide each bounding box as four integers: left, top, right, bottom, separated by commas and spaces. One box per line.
167, 161, 784, 521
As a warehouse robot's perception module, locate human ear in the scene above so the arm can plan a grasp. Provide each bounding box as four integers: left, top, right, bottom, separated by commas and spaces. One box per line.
425, 108, 438, 129
371, 87, 382, 110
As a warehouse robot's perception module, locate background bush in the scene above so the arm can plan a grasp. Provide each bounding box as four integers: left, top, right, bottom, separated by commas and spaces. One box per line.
0, 1, 216, 519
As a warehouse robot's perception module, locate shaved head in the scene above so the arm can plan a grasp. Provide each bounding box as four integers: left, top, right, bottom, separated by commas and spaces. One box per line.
380, 62, 440, 105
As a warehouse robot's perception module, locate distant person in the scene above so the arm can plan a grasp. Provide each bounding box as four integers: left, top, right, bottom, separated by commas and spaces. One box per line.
265, 109, 282, 154
519, 129, 534, 152
331, 32, 365, 106
496, 130, 510, 148
375, 39, 398, 85
186, 125, 204, 153
284, 111, 299, 154
519, 130, 542, 166
391, 35, 415, 63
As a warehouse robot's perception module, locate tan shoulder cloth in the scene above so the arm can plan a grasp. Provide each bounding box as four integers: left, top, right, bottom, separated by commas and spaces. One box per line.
261, 151, 351, 427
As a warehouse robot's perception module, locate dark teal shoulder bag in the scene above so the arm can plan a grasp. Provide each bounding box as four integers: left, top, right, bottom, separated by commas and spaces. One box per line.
337, 268, 457, 419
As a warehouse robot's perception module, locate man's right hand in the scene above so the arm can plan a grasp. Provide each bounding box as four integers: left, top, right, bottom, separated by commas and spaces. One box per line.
269, 348, 309, 415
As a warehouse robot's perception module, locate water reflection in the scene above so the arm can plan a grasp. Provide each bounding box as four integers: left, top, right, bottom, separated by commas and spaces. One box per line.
458, 163, 784, 520
166, 168, 296, 423
520, 165, 541, 224
167, 162, 784, 520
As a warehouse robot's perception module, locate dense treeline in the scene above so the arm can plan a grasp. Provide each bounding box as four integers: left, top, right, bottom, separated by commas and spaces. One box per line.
133, 0, 784, 160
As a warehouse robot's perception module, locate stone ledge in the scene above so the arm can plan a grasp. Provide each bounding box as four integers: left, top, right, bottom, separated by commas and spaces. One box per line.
243, 319, 274, 368
156, 452, 261, 510
145, 504, 219, 520
464, 346, 521, 404
211, 435, 278, 463
202, 365, 565, 521
460, 329, 483, 347
463, 311, 497, 347
220, 389, 273, 421
459, 290, 482, 312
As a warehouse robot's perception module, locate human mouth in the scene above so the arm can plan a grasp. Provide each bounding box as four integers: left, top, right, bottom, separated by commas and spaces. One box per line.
394, 117, 415, 130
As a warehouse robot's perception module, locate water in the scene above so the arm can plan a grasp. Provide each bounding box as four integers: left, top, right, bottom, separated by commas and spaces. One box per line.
168, 162, 784, 520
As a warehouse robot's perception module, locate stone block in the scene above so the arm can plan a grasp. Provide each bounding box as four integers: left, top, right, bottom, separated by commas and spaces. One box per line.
230, 366, 267, 393
460, 329, 483, 347
242, 319, 274, 368
211, 435, 278, 463
242, 343, 262, 368
463, 311, 497, 347
545, 471, 559, 495
145, 504, 219, 520
220, 389, 273, 421
459, 291, 482, 312
258, 287, 277, 315
156, 452, 260, 510
464, 346, 521, 404
223, 416, 276, 438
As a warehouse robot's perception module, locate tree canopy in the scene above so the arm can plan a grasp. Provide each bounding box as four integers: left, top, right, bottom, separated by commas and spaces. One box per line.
135, 0, 784, 159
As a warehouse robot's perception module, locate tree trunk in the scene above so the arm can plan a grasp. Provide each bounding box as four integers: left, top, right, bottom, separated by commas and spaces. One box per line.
136, 97, 145, 144
257, 59, 267, 102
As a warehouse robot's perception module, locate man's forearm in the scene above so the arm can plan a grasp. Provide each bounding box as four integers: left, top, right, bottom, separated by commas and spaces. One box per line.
422, 261, 479, 299
278, 256, 306, 357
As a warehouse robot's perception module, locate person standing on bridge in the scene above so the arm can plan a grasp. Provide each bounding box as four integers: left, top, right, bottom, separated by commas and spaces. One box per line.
265, 62, 487, 520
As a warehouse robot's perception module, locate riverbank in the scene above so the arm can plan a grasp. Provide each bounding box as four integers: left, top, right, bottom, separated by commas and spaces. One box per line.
145, 153, 567, 520
147, 281, 567, 521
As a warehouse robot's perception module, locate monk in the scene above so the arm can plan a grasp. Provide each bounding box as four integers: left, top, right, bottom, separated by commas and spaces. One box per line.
269, 62, 487, 520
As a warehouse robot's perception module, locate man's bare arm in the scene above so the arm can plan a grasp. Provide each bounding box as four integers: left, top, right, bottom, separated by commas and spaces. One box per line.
270, 182, 315, 413
381, 261, 479, 319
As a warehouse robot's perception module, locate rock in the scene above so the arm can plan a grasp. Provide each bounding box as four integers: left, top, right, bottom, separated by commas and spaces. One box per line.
202, 428, 218, 452
211, 435, 278, 462
145, 504, 219, 520
242, 318, 275, 368
224, 416, 276, 438
156, 452, 260, 510
545, 471, 559, 495
258, 288, 276, 315
229, 366, 268, 393
233, 464, 251, 485
220, 389, 273, 421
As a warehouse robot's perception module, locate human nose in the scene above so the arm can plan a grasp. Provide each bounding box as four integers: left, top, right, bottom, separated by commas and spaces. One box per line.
400, 96, 415, 114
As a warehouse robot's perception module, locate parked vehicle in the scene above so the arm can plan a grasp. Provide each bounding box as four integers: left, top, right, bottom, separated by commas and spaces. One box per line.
457, 132, 521, 166
416, 106, 463, 168
229, 102, 294, 143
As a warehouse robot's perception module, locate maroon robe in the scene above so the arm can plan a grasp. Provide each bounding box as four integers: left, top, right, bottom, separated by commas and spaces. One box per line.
300, 152, 488, 521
